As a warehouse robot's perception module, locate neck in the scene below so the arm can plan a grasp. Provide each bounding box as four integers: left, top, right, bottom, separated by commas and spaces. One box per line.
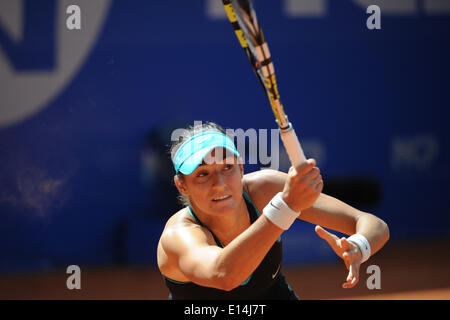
191, 196, 250, 247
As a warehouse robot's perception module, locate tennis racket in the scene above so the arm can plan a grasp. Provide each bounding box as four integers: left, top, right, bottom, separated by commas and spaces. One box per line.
222, 0, 306, 167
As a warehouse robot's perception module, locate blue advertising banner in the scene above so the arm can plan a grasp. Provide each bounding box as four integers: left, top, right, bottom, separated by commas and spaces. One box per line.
0, 0, 449, 272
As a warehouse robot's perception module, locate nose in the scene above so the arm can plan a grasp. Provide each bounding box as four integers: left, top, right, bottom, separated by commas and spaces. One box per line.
212, 171, 225, 186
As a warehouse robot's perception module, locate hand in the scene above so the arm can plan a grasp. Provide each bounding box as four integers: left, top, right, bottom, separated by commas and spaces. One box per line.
281, 159, 323, 212
315, 225, 362, 289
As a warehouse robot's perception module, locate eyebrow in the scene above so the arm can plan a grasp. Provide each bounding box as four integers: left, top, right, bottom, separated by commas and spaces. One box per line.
197, 154, 237, 167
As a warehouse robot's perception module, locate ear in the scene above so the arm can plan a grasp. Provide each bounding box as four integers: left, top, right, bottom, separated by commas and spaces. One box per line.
174, 175, 189, 196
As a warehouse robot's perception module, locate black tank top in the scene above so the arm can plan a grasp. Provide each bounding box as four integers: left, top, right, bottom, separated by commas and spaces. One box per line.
162, 190, 299, 300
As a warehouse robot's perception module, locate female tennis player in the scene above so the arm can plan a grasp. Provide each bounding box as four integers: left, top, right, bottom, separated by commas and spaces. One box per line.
157, 122, 389, 300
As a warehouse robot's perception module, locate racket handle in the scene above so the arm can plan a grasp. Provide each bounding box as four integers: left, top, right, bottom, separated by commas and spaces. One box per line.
279, 122, 307, 167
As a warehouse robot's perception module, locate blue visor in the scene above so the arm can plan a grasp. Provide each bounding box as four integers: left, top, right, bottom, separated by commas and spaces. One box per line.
173, 131, 240, 175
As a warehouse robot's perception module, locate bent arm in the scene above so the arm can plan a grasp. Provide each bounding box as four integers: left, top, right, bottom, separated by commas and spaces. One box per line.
301, 193, 389, 256
161, 216, 283, 291
244, 169, 389, 257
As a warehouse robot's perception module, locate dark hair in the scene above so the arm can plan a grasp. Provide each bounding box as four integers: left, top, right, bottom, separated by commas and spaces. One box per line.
169, 121, 233, 207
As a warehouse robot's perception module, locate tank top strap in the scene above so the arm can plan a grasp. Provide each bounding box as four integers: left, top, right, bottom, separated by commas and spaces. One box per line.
187, 191, 265, 247
242, 189, 262, 223
243, 190, 282, 244
187, 205, 225, 248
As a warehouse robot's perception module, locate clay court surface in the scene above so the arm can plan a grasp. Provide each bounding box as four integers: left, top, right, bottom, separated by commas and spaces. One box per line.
1, 237, 449, 300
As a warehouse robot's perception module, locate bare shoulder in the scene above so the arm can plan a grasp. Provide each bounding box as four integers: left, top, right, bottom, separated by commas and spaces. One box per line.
159, 208, 215, 253
157, 208, 217, 279
243, 168, 287, 197
243, 169, 287, 213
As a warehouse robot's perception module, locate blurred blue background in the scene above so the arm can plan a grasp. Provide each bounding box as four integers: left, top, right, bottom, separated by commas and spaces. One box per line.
0, 0, 449, 274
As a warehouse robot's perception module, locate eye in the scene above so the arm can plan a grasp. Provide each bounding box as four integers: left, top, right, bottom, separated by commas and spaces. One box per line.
196, 170, 209, 178
224, 164, 234, 171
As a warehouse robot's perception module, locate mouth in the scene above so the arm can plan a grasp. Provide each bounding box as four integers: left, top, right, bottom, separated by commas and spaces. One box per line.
212, 195, 232, 202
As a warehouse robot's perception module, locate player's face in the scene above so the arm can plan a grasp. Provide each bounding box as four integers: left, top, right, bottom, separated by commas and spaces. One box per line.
181, 148, 244, 216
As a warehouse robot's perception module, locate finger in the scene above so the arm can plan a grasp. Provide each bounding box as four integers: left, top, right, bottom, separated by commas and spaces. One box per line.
314, 181, 324, 194
312, 173, 322, 185
304, 167, 321, 182
307, 158, 317, 167
340, 251, 351, 270
343, 280, 355, 289
314, 179, 324, 193
343, 262, 359, 289
342, 251, 351, 263
343, 273, 359, 288
344, 246, 361, 267
342, 239, 364, 263
296, 159, 316, 175
342, 250, 357, 267
305, 171, 321, 188
343, 272, 354, 289
315, 226, 339, 247
343, 246, 360, 263
296, 165, 321, 191
350, 274, 359, 287
340, 237, 352, 251
353, 261, 360, 282
343, 262, 355, 285
308, 176, 322, 194
336, 237, 349, 251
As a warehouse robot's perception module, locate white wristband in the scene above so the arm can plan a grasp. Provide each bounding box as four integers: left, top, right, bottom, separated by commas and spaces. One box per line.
263, 192, 301, 230
347, 234, 371, 263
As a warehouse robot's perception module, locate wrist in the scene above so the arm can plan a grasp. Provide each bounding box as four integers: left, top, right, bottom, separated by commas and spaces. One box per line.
263, 192, 301, 230
347, 234, 371, 263
281, 192, 301, 213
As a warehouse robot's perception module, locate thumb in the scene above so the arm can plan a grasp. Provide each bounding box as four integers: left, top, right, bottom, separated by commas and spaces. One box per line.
314, 225, 326, 238
315, 225, 337, 247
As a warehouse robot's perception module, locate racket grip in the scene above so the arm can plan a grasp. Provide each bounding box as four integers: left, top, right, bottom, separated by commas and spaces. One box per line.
279, 122, 307, 168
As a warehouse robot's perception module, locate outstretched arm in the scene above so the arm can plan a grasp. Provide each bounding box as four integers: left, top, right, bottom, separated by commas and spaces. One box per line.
305, 195, 389, 288
160, 214, 284, 291
301, 193, 390, 258
244, 168, 389, 289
